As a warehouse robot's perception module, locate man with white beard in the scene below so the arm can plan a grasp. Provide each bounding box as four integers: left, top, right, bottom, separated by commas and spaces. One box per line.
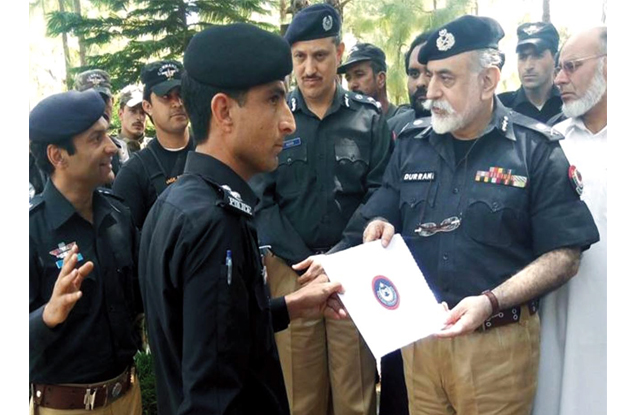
303, 15, 600, 414
532, 26, 607, 415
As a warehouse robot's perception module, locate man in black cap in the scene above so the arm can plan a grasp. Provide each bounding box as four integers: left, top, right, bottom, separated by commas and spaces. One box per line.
306, 14, 599, 414
115, 84, 150, 162
499, 22, 563, 124
139, 22, 347, 415
74, 68, 125, 180
29, 90, 143, 414
386, 30, 433, 139
112, 60, 192, 228
251, 4, 391, 415
338, 42, 407, 118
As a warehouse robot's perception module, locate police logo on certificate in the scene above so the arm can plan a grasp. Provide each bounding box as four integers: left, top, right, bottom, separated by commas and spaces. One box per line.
372, 276, 400, 310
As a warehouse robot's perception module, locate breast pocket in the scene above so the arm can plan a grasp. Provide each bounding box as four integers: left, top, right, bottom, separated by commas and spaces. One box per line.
277, 143, 308, 196
399, 181, 438, 233
463, 195, 528, 247
335, 138, 370, 194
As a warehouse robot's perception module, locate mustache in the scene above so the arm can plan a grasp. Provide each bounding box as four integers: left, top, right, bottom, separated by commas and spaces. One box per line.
412, 87, 427, 100
424, 99, 456, 114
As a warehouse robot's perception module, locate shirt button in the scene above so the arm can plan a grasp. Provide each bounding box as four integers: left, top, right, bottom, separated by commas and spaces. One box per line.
452, 188, 459, 194
492, 202, 499, 209
442, 253, 449, 261
287, 157, 293, 164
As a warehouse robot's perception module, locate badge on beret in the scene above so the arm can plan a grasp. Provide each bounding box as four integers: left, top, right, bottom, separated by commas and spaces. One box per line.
436, 29, 455, 52
523, 25, 540, 35
49, 241, 84, 269
568, 165, 583, 195
322, 15, 333, 31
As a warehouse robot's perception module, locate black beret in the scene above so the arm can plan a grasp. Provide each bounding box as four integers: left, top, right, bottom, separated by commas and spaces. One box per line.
516, 22, 559, 54
418, 15, 504, 64
184, 23, 292, 89
29, 90, 105, 144
338, 43, 387, 74
284, 3, 341, 46
141, 60, 183, 96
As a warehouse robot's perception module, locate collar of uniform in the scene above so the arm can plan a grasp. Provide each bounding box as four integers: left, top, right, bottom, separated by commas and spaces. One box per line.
118, 132, 145, 145
481, 97, 516, 140
41, 181, 114, 230
290, 82, 347, 117
184, 151, 258, 206
512, 84, 561, 108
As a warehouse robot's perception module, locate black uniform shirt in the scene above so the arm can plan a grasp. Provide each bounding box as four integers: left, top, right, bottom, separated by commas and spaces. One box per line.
499, 85, 563, 124
139, 152, 289, 415
360, 99, 599, 307
29, 182, 141, 384
112, 136, 194, 228
252, 84, 392, 264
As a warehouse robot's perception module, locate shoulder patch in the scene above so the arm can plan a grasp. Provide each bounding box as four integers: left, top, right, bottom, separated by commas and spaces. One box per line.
346, 91, 382, 113
509, 111, 564, 141
397, 117, 432, 139
210, 183, 253, 217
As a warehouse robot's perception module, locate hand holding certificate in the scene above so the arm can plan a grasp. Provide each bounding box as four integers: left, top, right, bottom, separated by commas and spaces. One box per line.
320, 234, 447, 361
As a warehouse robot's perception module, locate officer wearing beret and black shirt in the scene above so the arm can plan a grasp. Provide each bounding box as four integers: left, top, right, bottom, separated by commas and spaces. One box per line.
331, 15, 599, 414
338, 42, 409, 119
251, 4, 391, 415
139, 23, 347, 415
29, 90, 143, 414
112, 60, 192, 229
499, 22, 563, 124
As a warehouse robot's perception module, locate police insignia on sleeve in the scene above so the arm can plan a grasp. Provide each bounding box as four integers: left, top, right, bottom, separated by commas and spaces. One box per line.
475, 167, 527, 188
220, 185, 253, 217
568, 165, 583, 195
49, 241, 84, 269
372, 276, 400, 310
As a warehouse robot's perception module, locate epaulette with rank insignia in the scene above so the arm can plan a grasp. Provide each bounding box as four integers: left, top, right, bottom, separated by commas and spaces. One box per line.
344, 92, 382, 113
509, 110, 564, 141
415, 125, 433, 140
397, 117, 432, 140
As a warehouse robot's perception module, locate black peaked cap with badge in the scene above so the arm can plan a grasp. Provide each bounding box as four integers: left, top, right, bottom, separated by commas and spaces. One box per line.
338, 43, 387, 74
141, 60, 183, 96
418, 15, 504, 64
29, 89, 106, 144
184, 23, 292, 89
516, 22, 559, 54
284, 3, 341, 46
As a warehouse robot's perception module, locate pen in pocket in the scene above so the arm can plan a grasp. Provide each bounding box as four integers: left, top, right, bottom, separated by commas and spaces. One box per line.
226, 250, 232, 285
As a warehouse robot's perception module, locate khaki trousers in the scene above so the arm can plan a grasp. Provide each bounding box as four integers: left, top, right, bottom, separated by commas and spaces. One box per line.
30, 376, 142, 415
266, 253, 377, 415
402, 306, 540, 415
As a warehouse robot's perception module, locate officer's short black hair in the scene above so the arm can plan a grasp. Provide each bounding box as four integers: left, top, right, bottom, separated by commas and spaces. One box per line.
404, 30, 433, 73
181, 72, 247, 145
30, 138, 76, 176
369, 59, 385, 76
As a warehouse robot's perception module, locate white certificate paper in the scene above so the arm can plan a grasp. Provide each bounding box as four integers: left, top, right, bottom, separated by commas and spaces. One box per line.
321, 234, 446, 361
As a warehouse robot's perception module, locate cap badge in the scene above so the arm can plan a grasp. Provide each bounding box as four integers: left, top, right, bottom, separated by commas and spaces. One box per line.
523, 25, 540, 35
436, 29, 455, 52
351, 46, 359, 53
157, 63, 179, 80
87, 74, 104, 86
322, 15, 333, 31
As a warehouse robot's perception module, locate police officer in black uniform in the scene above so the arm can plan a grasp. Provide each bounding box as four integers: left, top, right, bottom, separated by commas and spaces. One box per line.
498, 22, 563, 124
29, 90, 142, 414
112, 60, 192, 228
139, 23, 346, 415
251, 4, 391, 414
313, 15, 600, 415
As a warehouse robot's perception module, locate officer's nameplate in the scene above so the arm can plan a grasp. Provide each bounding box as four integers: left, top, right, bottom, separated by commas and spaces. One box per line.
403, 172, 436, 182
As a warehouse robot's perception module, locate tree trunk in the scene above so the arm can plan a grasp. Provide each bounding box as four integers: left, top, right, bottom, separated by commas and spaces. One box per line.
73, 0, 87, 67
58, 0, 72, 89
542, 0, 550, 23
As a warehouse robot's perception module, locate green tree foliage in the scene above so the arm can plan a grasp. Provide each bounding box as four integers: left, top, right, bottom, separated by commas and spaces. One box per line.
343, 0, 474, 104
46, 0, 276, 91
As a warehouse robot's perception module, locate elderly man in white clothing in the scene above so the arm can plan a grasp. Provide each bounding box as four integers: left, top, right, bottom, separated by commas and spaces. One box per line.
532, 26, 607, 415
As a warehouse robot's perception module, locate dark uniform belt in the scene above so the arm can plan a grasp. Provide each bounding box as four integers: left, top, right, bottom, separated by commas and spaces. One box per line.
31, 365, 134, 411
311, 247, 331, 255
479, 299, 539, 332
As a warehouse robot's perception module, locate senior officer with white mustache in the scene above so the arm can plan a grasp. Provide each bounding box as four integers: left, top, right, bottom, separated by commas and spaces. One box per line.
325, 15, 600, 415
